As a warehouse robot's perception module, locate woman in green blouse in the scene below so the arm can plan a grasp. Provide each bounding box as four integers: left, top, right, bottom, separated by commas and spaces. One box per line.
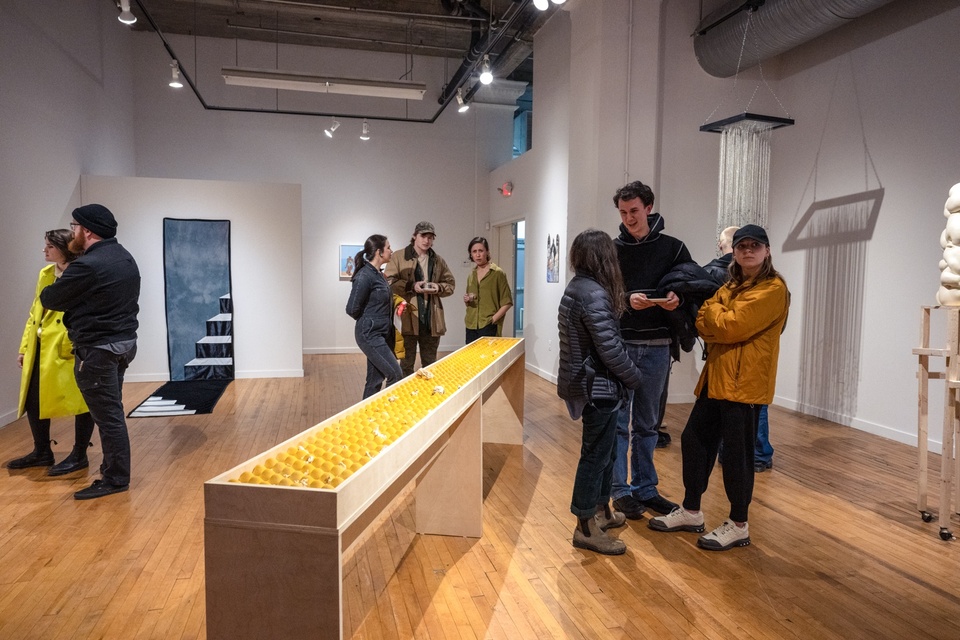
463, 237, 513, 343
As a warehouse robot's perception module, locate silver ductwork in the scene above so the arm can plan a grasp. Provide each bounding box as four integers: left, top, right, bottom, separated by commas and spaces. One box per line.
694, 0, 897, 78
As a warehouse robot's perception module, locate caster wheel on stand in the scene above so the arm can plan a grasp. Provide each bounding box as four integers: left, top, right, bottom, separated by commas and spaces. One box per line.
921, 511, 934, 522
939, 528, 954, 541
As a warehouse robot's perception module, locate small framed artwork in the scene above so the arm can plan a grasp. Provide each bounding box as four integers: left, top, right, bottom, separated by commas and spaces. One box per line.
339, 244, 362, 280
547, 233, 560, 283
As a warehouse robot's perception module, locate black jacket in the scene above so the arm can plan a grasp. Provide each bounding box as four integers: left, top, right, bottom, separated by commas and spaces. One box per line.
657, 262, 721, 360
39, 238, 140, 348
615, 213, 695, 342
557, 272, 642, 405
702, 253, 733, 286
346, 261, 394, 342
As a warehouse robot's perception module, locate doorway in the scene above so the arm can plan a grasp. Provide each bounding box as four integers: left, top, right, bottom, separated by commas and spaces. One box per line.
495, 220, 525, 337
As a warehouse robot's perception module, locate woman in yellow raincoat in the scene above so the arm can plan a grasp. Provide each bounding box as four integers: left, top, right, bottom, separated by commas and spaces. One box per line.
8, 229, 95, 475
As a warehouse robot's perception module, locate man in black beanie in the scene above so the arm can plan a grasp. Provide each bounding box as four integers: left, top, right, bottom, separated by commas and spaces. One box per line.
40, 203, 140, 500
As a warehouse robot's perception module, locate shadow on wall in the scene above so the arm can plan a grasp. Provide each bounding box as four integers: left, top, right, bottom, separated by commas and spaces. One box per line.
782, 189, 884, 425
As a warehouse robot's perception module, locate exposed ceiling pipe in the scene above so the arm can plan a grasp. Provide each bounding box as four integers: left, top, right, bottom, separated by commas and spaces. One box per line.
438, 0, 533, 106
693, 0, 897, 78
134, 0, 533, 123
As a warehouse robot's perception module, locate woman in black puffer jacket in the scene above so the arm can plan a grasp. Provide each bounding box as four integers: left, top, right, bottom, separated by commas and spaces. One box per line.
558, 229, 643, 556
346, 235, 404, 399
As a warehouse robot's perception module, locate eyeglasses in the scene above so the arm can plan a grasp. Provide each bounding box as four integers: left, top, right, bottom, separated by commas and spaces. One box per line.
734, 241, 765, 252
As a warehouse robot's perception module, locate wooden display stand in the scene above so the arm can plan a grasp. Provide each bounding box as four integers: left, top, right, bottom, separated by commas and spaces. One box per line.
204, 339, 524, 639
913, 306, 960, 540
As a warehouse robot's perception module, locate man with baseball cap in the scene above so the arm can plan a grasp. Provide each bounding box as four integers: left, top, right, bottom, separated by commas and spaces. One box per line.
40, 203, 140, 500
385, 221, 456, 376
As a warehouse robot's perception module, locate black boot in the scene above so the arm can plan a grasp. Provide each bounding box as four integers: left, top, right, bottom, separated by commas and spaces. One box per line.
50, 416, 94, 476
8, 410, 55, 469
48, 443, 90, 476
7, 448, 55, 469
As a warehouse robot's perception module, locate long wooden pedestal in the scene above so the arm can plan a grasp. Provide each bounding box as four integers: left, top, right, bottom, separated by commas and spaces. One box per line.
204, 339, 524, 639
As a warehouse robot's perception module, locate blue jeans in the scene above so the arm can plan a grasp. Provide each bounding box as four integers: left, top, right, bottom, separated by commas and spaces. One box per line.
570, 399, 620, 518
754, 405, 774, 464
612, 343, 670, 501
356, 320, 403, 399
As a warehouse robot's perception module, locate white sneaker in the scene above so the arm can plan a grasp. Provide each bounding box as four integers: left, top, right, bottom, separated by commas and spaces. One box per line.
698, 519, 750, 551
648, 507, 705, 533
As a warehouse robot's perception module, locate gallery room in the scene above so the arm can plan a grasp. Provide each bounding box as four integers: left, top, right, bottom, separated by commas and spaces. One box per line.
2, 0, 960, 638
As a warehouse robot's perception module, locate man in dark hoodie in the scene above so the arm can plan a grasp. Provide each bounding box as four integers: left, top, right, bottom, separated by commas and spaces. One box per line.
610, 181, 697, 519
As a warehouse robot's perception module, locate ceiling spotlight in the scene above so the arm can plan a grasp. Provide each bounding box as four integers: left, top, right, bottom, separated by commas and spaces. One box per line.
169, 60, 183, 89
456, 88, 470, 113
360, 120, 371, 141
479, 56, 493, 85
553, 0, 567, 4
118, 0, 137, 24
324, 118, 340, 138
533, 0, 549, 9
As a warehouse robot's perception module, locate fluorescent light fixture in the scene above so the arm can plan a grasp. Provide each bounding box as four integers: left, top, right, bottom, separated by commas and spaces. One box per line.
324, 118, 340, 138
118, 0, 137, 24
221, 67, 427, 100
169, 60, 183, 89
360, 120, 370, 141
479, 56, 493, 85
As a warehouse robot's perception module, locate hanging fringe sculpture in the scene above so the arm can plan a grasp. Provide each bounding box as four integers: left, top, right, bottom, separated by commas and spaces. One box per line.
698, 4, 792, 236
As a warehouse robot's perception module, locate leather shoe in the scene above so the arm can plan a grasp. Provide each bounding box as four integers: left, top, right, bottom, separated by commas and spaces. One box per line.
48, 455, 89, 477
612, 495, 646, 520
754, 460, 773, 473
74, 479, 129, 500
6, 450, 55, 469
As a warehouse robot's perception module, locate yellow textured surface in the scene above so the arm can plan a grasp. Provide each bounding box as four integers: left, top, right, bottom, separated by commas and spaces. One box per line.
228, 337, 520, 489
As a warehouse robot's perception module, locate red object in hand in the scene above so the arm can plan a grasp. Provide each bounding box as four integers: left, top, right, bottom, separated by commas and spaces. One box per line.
396, 301, 407, 316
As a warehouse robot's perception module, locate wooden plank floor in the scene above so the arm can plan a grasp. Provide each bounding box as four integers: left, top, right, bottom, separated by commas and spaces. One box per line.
1, 354, 959, 639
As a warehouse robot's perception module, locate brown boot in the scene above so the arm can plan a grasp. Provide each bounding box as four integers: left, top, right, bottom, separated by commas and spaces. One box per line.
572, 515, 626, 556
595, 502, 626, 531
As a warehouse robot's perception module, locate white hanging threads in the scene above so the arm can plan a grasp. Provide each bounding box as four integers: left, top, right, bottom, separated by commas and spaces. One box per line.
717, 120, 771, 238
937, 183, 960, 305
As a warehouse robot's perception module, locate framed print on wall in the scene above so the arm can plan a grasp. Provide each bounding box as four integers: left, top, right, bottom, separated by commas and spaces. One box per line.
340, 244, 363, 280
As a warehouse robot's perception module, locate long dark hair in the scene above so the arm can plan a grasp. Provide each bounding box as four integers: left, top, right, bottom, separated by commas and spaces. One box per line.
568, 229, 627, 316
46, 229, 80, 262
352, 234, 388, 281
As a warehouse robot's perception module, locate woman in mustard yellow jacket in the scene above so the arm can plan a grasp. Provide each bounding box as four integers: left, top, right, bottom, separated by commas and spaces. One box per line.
649, 225, 789, 551
8, 230, 95, 475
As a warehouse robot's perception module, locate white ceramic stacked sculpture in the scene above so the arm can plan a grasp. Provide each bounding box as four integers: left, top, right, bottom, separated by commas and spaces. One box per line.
937, 183, 960, 305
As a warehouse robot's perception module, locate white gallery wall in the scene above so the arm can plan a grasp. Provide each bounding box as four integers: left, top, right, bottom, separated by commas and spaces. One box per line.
78, 175, 304, 381
491, 0, 960, 448
0, 0, 137, 426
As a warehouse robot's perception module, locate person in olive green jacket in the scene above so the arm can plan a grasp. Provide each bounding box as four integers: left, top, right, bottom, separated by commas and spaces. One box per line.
649, 225, 789, 552
384, 221, 456, 377
8, 229, 95, 476
463, 237, 512, 343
